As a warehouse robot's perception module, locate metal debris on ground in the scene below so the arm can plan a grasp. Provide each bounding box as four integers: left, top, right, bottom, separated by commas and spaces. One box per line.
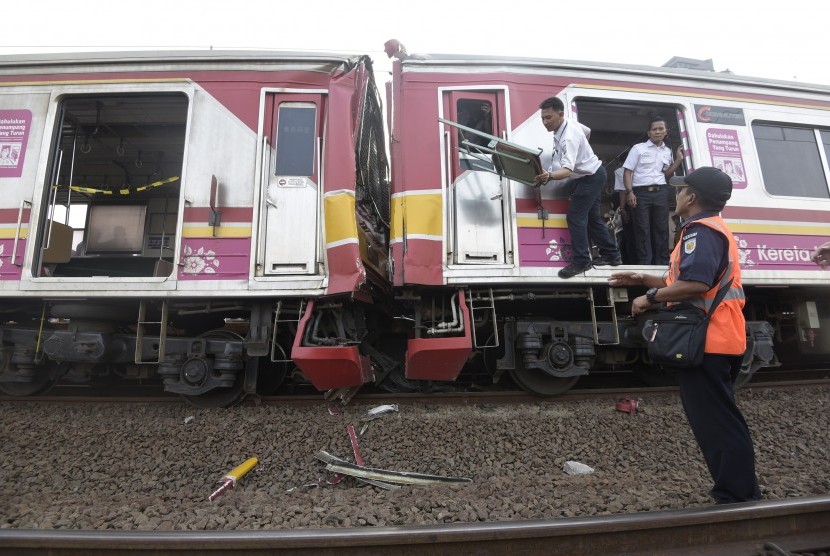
183, 416, 195, 424
316, 450, 471, 486
362, 404, 399, 421
208, 456, 259, 501
324, 386, 361, 405
615, 397, 639, 415
563, 461, 595, 476
327, 406, 342, 416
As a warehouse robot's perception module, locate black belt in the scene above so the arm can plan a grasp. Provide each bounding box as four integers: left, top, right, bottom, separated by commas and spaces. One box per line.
634, 185, 666, 192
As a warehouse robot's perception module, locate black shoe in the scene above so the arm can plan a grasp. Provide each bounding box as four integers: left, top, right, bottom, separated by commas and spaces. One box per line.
558, 262, 593, 279
593, 255, 622, 266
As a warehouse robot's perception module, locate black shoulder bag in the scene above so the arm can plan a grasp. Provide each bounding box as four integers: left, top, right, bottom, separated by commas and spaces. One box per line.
642, 278, 733, 369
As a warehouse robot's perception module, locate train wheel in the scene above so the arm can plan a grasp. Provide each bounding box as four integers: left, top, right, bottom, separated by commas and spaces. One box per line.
509, 358, 579, 396
0, 366, 58, 397
181, 330, 247, 408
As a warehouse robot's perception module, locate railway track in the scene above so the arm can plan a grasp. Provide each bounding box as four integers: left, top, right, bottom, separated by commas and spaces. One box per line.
1, 495, 828, 555
5, 376, 830, 406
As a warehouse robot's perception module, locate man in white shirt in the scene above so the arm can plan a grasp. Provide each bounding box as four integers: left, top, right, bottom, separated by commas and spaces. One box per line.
534, 96, 621, 279
622, 117, 683, 265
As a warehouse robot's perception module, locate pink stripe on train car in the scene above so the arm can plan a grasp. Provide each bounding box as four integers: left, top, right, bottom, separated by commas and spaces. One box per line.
731, 233, 828, 271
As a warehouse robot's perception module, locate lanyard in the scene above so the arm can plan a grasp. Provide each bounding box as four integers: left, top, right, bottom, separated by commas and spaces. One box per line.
552, 121, 568, 159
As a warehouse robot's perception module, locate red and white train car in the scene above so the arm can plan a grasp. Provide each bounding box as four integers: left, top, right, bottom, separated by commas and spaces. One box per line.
0, 51, 390, 405
386, 48, 830, 395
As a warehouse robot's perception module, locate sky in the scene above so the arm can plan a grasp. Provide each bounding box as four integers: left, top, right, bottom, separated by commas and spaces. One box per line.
2, 0, 829, 87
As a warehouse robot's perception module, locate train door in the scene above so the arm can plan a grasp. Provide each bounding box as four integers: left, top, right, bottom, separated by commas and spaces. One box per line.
260, 93, 325, 275
442, 90, 510, 265
29, 93, 187, 283
566, 94, 688, 264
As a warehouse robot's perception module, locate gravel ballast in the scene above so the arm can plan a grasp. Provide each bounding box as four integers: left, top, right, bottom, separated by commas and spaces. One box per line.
1, 386, 828, 530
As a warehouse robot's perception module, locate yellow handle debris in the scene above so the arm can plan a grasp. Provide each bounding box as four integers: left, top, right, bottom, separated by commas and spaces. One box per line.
225, 457, 258, 481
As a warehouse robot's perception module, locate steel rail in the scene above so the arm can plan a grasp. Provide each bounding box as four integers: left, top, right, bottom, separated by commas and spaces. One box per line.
1, 495, 829, 555
4, 377, 829, 407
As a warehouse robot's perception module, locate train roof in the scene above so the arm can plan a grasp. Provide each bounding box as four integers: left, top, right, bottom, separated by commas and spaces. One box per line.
0, 49, 365, 70
399, 51, 830, 96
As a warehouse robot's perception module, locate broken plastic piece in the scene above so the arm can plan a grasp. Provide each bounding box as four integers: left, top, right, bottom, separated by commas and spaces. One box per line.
184, 416, 195, 424
615, 397, 639, 415
563, 461, 595, 476
208, 457, 258, 501
362, 404, 399, 421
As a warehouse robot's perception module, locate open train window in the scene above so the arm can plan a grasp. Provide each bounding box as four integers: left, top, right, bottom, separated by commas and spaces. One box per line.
38, 93, 186, 277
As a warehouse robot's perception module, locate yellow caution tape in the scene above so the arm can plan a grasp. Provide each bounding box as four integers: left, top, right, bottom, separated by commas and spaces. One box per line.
54, 176, 180, 195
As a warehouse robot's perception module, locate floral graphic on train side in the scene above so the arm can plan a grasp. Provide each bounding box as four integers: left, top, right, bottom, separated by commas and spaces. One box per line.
545, 236, 572, 263
734, 235, 756, 266
182, 245, 220, 274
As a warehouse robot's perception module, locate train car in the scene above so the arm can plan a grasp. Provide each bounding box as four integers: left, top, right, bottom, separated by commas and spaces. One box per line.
384, 45, 830, 395
0, 50, 390, 406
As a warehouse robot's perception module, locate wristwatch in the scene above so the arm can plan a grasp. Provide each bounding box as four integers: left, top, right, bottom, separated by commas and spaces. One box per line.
645, 288, 659, 305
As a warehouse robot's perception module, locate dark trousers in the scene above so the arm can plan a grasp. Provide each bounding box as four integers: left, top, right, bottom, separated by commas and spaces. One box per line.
617, 208, 638, 265
631, 187, 669, 265
567, 166, 620, 265
677, 354, 762, 504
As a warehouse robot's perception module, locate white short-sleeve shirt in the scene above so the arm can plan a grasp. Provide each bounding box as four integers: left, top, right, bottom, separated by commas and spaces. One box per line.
549, 120, 601, 178
623, 140, 673, 187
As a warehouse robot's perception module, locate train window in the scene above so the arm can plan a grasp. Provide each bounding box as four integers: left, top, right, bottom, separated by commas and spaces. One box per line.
40, 93, 186, 277
456, 99, 493, 149
753, 123, 830, 198
274, 104, 316, 177
51, 203, 88, 253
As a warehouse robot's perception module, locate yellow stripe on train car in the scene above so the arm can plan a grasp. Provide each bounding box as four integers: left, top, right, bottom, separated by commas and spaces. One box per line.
181, 226, 251, 238
390, 192, 443, 240
324, 193, 358, 245
516, 216, 569, 229
0, 228, 29, 239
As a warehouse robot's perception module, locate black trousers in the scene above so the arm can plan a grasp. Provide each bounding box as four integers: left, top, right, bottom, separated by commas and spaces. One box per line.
631, 187, 670, 265
676, 354, 762, 503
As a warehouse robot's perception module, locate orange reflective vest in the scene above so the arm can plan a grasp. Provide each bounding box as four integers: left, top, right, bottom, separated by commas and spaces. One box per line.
666, 215, 746, 356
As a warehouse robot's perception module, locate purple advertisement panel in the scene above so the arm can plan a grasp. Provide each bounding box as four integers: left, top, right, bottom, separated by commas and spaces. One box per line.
733, 232, 827, 270
0, 110, 32, 179
0, 238, 24, 280
178, 238, 251, 280
518, 227, 572, 267
705, 128, 747, 189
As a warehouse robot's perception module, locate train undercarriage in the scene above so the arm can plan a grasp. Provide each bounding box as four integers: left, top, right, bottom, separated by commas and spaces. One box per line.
0, 284, 822, 406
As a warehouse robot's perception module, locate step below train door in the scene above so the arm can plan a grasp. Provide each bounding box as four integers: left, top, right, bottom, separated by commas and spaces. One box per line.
260, 92, 325, 276
442, 90, 510, 265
